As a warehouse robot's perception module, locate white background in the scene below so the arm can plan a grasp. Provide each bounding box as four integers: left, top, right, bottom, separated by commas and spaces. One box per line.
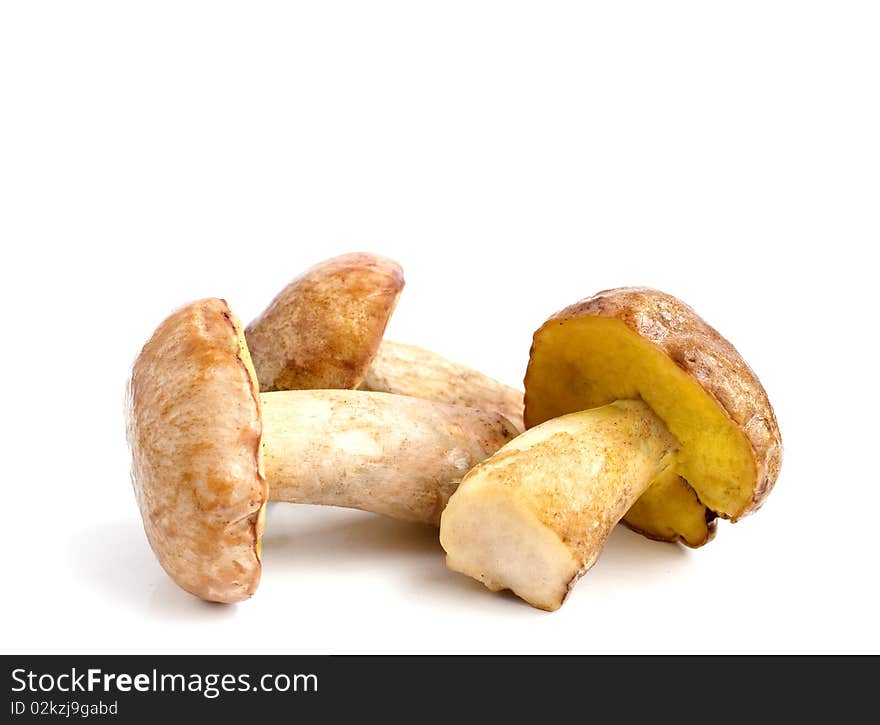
1, 2, 878, 654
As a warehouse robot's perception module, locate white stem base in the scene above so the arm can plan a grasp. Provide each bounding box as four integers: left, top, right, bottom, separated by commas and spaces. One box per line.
440, 400, 677, 610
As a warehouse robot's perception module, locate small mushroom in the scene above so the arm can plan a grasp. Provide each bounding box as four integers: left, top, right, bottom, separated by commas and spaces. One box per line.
246, 252, 524, 432
439, 288, 782, 611
127, 299, 515, 603
245, 252, 404, 392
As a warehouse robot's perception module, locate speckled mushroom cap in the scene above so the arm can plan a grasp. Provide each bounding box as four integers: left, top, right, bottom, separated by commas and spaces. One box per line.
126, 298, 266, 603
524, 287, 782, 545
245, 252, 404, 392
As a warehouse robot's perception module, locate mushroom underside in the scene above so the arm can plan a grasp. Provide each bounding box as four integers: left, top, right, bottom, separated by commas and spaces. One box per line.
525, 315, 765, 543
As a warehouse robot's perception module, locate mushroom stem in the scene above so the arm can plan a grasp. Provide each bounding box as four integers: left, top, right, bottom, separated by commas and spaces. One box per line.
360, 339, 525, 433
439, 400, 677, 611
261, 389, 517, 525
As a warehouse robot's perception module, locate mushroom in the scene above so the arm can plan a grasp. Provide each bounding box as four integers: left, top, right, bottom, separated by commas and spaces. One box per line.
127, 298, 515, 603
245, 252, 524, 431
439, 288, 782, 611
245, 252, 403, 392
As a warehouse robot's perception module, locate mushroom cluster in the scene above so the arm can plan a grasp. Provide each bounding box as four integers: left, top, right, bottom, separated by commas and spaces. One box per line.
126, 254, 782, 609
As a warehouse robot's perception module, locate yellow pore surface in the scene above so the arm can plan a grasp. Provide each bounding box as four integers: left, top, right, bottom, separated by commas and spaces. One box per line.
525, 316, 756, 520
623, 468, 711, 545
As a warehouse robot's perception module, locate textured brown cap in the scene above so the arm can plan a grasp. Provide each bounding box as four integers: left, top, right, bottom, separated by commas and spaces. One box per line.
245, 252, 404, 392
126, 299, 266, 603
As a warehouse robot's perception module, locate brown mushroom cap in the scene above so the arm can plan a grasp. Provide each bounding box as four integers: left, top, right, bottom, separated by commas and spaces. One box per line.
524, 287, 782, 543
126, 298, 266, 603
245, 252, 404, 392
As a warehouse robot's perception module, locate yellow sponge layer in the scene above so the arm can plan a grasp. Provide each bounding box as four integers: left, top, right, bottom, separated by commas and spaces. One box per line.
525, 316, 757, 539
